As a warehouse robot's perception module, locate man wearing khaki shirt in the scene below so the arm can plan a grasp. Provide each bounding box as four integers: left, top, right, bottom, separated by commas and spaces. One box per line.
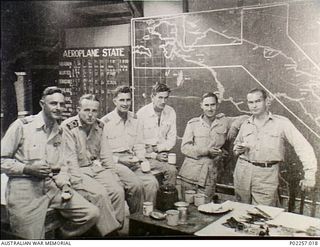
1, 87, 99, 239
179, 92, 248, 201
136, 83, 177, 185
233, 88, 317, 206
101, 86, 158, 205
61, 94, 126, 235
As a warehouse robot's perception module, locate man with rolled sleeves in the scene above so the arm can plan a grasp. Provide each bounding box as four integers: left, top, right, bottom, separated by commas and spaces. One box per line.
61, 94, 125, 235
136, 83, 177, 186
233, 88, 317, 206
1, 87, 99, 239
179, 92, 248, 201
101, 86, 158, 205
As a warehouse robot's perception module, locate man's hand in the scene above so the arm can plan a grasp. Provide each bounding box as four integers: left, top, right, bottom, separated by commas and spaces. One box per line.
119, 155, 140, 171
233, 144, 248, 156
300, 179, 315, 192
156, 152, 168, 162
23, 161, 51, 178
208, 147, 222, 158
53, 172, 70, 188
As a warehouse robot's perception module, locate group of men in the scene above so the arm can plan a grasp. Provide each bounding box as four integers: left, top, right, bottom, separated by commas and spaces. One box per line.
1, 82, 317, 239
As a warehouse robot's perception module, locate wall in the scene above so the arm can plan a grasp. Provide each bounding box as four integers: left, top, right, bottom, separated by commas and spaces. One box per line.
65, 24, 130, 48
143, 0, 183, 17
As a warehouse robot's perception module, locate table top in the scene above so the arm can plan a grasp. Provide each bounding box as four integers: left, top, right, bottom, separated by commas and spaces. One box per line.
129, 204, 226, 235
195, 201, 320, 237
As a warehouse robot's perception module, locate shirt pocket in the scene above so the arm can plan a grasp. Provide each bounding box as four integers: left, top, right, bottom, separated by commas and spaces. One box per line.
194, 128, 210, 146
160, 122, 171, 138
263, 130, 283, 155
212, 126, 227, 146
241, 129, 255, 146
144, 121, 156, 138
27, 142, 43, 161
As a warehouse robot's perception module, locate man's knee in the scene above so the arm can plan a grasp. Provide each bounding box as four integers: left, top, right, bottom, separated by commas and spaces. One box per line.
87, 204, 100, 223
167, 165, 177, 175
112, 183, 126, 202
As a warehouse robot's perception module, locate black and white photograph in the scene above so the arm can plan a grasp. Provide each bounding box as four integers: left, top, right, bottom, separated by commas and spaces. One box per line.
1, 0, 320, 243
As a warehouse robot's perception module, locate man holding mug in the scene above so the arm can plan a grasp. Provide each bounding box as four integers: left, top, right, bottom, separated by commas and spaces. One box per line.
233, 88, 317, 206
179, 92, 248, 202
137, 83, 178, 186
101, 85, 159, 205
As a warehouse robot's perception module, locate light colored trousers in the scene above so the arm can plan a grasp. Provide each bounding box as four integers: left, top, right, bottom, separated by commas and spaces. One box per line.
6, 177, 99, 239
116, 157, 159, 206
233, 158, 279, 206
115, 163, 158, 212
78, 166, 125, 231
149, 159, 177, 186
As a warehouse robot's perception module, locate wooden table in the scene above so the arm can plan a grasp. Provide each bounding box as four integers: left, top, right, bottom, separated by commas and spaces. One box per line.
129, 204, 224, 236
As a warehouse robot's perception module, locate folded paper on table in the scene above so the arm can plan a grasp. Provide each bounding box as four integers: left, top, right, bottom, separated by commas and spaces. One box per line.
195, 201, 284, 236
267, 212, 320, 232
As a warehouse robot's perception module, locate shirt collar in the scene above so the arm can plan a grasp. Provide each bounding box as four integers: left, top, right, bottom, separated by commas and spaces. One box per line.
34, 112, 46, 130
146, 102, 168, 117
110, 108, 127, 125
76, 114, 100, 131
247, 111, 274, 124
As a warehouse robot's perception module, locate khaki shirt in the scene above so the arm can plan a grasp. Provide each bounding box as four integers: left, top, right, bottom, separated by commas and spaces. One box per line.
1, 112, 66, 176
234, 113, 317, 181
179, 114, 248, 186
137, 103, 176, 152
61, 115, 115, 185
101, 109, 145, 162
181, 114, 247, 159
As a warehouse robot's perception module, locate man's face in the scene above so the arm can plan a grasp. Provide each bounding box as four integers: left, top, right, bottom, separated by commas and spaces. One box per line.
78, 99, 100, 126
113, 92, 131, 113
247, 91, 267, 116
200, 96, 217, 118
40, 93, 65, 121
152, 91, 170, 111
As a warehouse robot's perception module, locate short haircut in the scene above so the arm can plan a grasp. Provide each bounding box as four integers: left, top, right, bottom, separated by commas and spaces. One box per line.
41, 86, 65, 99
78, 94, 100, 106
201, 92, 218, 103
113, 85, 132, 98
151, 83, 171, 96
248, 88, 268, 99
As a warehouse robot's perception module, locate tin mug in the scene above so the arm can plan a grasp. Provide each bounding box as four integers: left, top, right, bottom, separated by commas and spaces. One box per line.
168, 153, 176, 164
184, 190, 196, 204
141, 160, 151, 173
143, 201, 153, 216
165, 209, 179, 226
194, 193, 206, 206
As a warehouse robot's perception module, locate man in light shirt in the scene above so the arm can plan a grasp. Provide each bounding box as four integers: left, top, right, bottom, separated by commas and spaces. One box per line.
1, 87, 99, 239
179, 92, 248, 202
101, 86, 158, 205
136, 83, 177, 186
61, 94, 126, 235
233, 88, 317, 206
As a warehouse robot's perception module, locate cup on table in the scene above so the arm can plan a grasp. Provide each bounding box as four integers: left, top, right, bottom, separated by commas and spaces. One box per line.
141, 160, 151, 173
165, 209, 179, 226
184, 190, 196, 204
168, 153, 176, 165
194, 193, 206, 206
143, 201, 153, 216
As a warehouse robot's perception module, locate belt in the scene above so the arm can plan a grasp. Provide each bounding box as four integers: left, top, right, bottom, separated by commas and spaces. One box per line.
240, 157, 279, 168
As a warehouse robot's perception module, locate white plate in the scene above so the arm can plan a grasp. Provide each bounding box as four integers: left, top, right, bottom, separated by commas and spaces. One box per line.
198, 202, 233, 214
150, 211, 166, 220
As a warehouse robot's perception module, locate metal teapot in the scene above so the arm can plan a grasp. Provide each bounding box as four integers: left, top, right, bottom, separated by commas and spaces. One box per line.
156, 184, 179, 211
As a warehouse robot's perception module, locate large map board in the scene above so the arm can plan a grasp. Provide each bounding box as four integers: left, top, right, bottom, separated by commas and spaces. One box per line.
131, 1, 320, 186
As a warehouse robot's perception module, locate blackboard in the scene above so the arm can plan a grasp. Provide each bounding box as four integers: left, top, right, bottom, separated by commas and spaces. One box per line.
131, 2, 320, 192
58, 46, 130, 117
